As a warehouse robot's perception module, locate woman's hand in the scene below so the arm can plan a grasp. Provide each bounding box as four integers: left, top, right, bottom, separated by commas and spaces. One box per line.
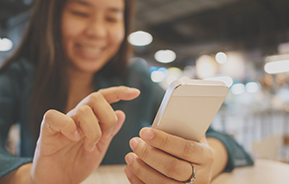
124, 128, 215, 184
30, 86, 140, 184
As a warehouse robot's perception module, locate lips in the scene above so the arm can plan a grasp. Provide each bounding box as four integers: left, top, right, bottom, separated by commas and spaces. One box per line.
75, 44, 105, 59
80, 46, 102, 53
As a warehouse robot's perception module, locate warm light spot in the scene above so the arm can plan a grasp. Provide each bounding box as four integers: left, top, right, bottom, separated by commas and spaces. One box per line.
128, 31, 153, 46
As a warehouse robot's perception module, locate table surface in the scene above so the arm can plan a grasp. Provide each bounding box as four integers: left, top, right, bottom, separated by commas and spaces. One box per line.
81, 159, 289, 184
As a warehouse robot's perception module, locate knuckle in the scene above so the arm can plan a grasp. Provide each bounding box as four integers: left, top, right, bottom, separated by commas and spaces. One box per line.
88, 128, 102, 141
89, 92, 103, 102
158, 134, 169, 149
207, 146, 215, 163
182, 142, 195, 160
199, 142, 206, 153
107, 115, 117, 126
93, 131, 102, 142
118, 85, 126, 89
97, 88, 104, 93
77, 105, 91, 116
137, 143, 150, 160
164, 159, 181, 178
62, 117, 73, 130
134, 163, 142, 177
118, 86, 129, 92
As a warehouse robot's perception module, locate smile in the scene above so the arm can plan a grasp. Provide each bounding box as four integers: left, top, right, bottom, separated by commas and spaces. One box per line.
75, 44, 105, 60
79, 45, 103, 54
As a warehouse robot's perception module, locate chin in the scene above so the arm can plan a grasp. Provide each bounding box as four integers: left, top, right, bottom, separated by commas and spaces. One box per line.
80, 66, 104, 74
72, 58, 108, 73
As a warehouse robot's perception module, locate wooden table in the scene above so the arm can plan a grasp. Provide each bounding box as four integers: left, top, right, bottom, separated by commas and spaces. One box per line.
81, 159, 289, 184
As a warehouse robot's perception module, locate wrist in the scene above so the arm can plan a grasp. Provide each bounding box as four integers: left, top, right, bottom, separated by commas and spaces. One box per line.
0, 163, 33, 184
18, 163, 33, 184
207, 137, 228, 178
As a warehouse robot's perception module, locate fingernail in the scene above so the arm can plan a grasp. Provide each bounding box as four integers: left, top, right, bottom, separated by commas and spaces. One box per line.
128, 87, 140, 93
74, 130, 81, 140
125, 168, 132, 179
141, 128, 154, 140
125, 154, 134, 165
130, 138, 139, 149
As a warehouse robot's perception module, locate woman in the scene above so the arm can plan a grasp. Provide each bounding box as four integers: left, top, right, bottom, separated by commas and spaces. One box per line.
0, 0, 253, 183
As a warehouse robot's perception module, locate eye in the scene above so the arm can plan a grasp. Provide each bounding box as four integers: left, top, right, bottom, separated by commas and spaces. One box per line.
71, 11, 89, 18
106, 17, 119, 23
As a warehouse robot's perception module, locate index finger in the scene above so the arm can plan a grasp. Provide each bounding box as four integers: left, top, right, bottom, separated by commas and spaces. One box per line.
76, 86, 140, 108
139, 128, 211, 164
99, 86, 140, 104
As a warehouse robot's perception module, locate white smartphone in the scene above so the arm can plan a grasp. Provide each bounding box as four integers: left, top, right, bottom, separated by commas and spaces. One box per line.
152, 77, 229, 141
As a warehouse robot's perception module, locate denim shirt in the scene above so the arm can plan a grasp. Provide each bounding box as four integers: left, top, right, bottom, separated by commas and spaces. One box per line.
0, 59, 253, 178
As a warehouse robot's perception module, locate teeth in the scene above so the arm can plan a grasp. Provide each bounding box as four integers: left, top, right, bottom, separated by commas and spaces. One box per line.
80, 46, 102, 54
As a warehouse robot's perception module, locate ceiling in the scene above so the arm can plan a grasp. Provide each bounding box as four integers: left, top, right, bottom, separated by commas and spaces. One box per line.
134, 0, 289, 65
1, 0, 289, 66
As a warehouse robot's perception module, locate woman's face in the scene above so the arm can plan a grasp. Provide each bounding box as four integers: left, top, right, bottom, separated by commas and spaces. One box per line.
61, 0, 125, 74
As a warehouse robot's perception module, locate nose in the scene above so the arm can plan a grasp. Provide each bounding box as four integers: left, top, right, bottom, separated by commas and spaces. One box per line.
85, 17, 107, 38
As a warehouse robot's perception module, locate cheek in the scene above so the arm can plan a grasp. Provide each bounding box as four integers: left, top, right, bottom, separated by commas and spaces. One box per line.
61, 14, 83, 50
112, 25, 125, 47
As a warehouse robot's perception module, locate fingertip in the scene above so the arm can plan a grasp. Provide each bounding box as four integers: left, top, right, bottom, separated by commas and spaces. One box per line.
115, 110, 125, 122
128, 87, 141, 98
129, 137, 140, 150
128, 87, 140, 93
125, 153, 135, 166
139, 128, 154, 141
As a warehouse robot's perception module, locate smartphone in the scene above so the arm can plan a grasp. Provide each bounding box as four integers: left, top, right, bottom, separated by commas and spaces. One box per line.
152, 77, 229, 141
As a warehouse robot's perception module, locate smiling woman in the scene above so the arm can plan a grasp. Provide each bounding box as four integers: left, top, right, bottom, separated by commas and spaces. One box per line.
0, 0, 138, 183
0, 0, 253, 183
0, 0, 134, 138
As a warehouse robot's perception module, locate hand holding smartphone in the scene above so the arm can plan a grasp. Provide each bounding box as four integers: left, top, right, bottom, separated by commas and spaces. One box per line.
152, 77, 229, 141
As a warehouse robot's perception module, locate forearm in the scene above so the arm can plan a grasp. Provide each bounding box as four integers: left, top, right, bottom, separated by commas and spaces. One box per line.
0, 163, 33, 184
207, 137, 228, 178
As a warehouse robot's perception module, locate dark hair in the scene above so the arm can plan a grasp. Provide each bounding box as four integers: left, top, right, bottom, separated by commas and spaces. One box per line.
1, 0, 135, 137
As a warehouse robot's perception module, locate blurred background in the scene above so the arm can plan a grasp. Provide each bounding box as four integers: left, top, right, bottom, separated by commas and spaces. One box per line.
1, 0, 289, 162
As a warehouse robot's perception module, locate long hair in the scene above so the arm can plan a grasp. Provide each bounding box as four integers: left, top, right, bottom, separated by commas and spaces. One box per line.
1, 0, 135, 137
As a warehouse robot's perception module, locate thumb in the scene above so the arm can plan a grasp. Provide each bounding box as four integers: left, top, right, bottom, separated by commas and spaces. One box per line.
100, 110, 126, 139
110, 110, 126, 137
95, 110, 126, 154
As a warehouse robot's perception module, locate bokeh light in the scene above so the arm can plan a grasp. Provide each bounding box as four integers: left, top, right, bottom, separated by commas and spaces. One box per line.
128, 31, 153, 46
196, 55, 217, 79
231, 83, 245, 95
0, 38, 13, 52
215, 52, 227, 64
154, 50, 177, 63
246, 82, 260, 93
264, 60, 289, 74
219, 52, 245, 80
150, 67, 168, 83
166, 67, 182, 85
